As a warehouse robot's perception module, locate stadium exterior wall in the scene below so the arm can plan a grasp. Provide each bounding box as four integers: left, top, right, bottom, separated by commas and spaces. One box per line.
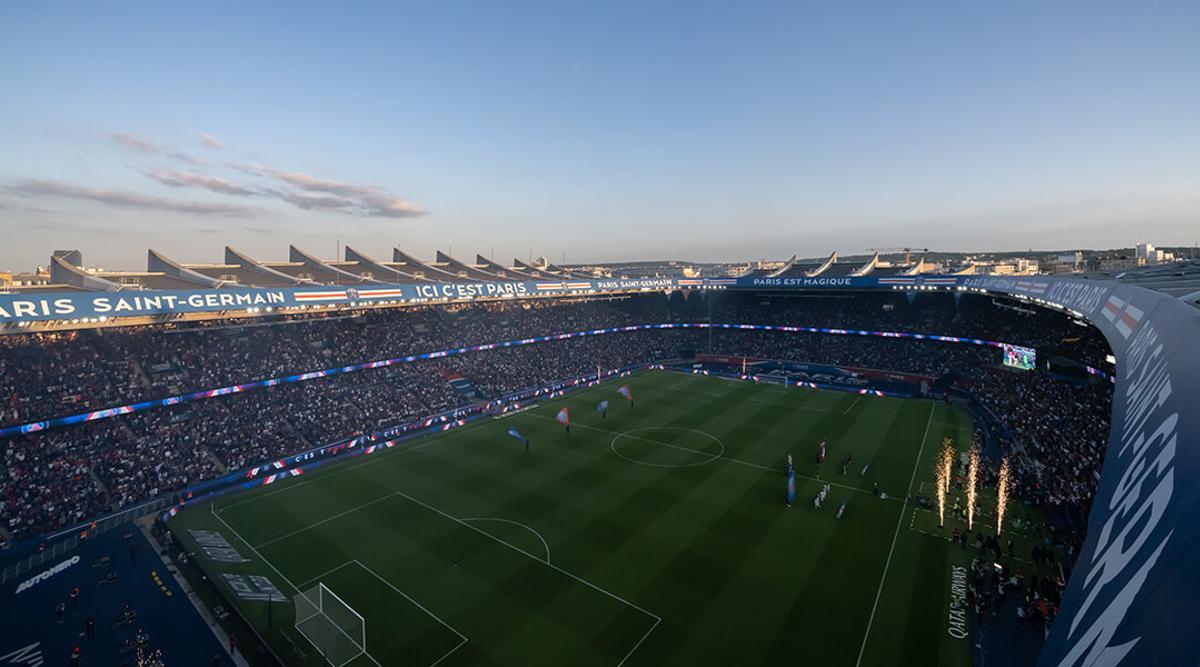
956, 276, 1198, 667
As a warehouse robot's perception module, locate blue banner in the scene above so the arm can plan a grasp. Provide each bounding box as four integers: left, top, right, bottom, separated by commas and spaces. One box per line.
0, 275, 998, 325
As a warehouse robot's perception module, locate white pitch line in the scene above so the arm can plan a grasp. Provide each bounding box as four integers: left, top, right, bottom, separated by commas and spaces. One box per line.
254, 492, 400, 549
390, 488, 662, 667
296, 560, 359, 590
667, 375, 700, 390
216, 419, 494, 516
351, 559, 470, 667
529, 414, 888, 500
843, 395, 862, 415
220, 479, 312, 513
854, 402, 936, 667
462, 517, 552, 564
210, 504, 385, 667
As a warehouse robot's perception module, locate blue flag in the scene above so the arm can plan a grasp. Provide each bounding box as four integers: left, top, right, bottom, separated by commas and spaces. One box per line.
786, 469, 797, 505
597, 400, 609, 414
507, 427, 526, 442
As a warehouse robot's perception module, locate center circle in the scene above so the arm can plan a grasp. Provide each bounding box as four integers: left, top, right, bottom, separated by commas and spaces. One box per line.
610, 427, 725, 468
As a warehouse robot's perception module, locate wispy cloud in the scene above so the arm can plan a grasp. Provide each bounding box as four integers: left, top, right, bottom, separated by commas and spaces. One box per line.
165, 151, 206, 167
4, 179, 257, 217
263, 187, 359, 212
230, 163, 427, 218
105, 134, 426, 220
200, 133, 223, 149
144, 170, 255, 196
110, 132, 159, 153
111, 131, 205, 166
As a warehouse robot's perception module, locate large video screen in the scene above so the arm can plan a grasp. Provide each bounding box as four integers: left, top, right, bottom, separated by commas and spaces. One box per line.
1002, 344, 1036, 371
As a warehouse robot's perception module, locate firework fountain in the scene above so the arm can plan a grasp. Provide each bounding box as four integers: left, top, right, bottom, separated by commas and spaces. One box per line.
942, 438, 954, 493
966, 444, 980, 530
996, 457, 1011, 535
934, 440, 954, 527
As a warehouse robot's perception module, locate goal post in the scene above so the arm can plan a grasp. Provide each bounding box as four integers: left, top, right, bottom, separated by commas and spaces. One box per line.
294, 583, 366, 667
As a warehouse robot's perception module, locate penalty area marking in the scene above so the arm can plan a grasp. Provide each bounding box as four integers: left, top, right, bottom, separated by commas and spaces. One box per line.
461, 517, 552, 564
610, 427, 726, 468
350, 559, 469, 667
391, 488, 662, 667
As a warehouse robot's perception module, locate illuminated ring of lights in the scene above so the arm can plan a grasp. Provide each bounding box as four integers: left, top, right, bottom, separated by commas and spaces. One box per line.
610, 427, 725, 468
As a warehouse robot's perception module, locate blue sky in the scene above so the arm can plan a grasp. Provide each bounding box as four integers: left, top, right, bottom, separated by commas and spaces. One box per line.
1, 1, 1197, 271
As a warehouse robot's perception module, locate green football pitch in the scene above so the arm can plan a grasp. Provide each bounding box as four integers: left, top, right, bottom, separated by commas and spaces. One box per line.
170, 370, 1002, 666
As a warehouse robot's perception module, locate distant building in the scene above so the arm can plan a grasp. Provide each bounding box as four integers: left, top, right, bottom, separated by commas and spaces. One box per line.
1136, 243, 1175, 265
1042, 251, 1082, 274
1042, 261, 1078, 274
5, 269, 51, 287
975, 258, 1038, 276
1095, 257, 1143, 271
1059, 252, 1083, 267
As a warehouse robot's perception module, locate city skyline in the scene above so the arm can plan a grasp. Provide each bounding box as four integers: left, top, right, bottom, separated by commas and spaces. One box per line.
2, 2, 1198, 270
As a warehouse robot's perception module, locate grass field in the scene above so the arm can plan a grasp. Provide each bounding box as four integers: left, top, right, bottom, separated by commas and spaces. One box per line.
170, 370, 998, 666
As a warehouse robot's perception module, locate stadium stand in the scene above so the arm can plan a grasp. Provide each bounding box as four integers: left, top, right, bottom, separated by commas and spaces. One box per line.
1, 291, 1113, 563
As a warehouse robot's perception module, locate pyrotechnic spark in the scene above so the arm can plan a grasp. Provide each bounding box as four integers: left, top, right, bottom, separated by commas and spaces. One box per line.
942, 438, 954, 493
997, 458, 1011, 535
967, 445, 979, 530
935, 440, 954, 527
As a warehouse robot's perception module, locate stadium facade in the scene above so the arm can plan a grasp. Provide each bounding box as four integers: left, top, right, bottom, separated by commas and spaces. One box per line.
1, 246, 1197, 666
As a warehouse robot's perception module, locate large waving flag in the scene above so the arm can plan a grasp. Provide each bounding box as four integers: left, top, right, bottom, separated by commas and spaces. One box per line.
556, 407, 570, 425
507, 427, 526, 442
617, 385, 633, 401
596, 400, 610, 415
786, 468, 797, 506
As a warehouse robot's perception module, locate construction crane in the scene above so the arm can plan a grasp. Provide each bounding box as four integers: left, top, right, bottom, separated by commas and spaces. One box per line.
867, 247, 930, 265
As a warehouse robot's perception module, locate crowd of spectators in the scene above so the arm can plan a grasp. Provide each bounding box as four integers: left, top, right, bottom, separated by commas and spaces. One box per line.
1, 292, 1114, 543
958, 366, 1111, 516
703, 291, 1112, 368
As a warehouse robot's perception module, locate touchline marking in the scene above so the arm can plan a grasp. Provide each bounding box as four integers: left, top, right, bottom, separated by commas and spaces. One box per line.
210, 504, 385, 667
461, 517, 552, 564
390, 488, 662, 667
843, 395, 862, 415
855, 402, 936, 667
254, 492, 400, 549
216, 419, 493, 515
220, 479, 311, 513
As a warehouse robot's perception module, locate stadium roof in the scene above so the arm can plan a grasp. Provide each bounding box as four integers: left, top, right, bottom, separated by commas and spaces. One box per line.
736, 251, 937, 279
19, 246, 605, 293
1083, 260, 1200, 308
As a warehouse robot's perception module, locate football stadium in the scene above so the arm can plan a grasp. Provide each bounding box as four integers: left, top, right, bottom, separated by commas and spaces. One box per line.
5, 4, 1199, 665
1, 246, 1195, 666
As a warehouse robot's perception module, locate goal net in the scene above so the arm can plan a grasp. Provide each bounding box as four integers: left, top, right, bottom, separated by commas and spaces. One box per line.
294, 583, 366, 667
